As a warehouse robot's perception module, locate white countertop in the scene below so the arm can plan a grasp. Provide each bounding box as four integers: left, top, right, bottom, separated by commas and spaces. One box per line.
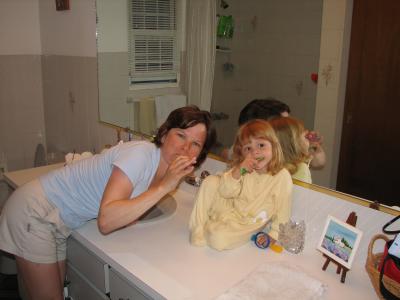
4, 161, 380, 300
72, 183, 378, 300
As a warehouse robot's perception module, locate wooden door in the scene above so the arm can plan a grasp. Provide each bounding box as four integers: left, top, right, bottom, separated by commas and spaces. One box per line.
337, 0, 400, 206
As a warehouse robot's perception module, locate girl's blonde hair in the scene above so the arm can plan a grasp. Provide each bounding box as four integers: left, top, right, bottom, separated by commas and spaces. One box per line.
232, 119, 284, 175
269, 117, 309, 175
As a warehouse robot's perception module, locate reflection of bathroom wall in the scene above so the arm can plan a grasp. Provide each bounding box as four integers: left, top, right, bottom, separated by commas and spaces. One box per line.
212, 0, 323, 147
96, 0, 185, 133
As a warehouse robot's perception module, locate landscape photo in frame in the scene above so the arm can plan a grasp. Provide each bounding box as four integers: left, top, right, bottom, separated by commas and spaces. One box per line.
317, 215, 363, 269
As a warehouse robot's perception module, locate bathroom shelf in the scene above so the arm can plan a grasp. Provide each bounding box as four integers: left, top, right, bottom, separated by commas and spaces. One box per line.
216, 48, 232, 53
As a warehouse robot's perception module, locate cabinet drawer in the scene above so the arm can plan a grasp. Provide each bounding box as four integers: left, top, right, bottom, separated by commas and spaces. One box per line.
66, 263, 109, 300
67, 237, 109, 294
109, 269, 151, 300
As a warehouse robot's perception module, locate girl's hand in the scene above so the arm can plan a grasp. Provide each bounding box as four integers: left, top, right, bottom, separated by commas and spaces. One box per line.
232, 154, 257, 179
240, 155, 257, 174
160, 155, 196, 192
306, 131, 323, 149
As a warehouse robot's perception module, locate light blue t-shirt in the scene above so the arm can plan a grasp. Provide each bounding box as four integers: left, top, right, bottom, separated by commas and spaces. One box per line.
40, 141, 160, 229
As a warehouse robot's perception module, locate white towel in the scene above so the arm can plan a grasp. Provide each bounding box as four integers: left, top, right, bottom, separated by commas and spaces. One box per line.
215, 261, 326, 300
155, 94, 187, 127
65, 151, 93, 165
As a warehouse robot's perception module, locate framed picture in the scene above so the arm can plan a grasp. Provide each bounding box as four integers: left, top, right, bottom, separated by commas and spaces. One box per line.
317, 215, 363, 269
55, 0, 70, 11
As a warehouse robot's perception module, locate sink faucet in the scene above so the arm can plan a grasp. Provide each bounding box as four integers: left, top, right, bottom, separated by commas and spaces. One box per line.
185, 170, 210, 187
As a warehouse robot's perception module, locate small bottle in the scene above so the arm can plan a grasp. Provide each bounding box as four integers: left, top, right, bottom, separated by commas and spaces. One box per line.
0, 152, 8, 179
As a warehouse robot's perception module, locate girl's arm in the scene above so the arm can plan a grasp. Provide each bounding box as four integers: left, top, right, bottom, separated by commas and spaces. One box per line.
97, 157, 195, 234
217, 169, 243, 198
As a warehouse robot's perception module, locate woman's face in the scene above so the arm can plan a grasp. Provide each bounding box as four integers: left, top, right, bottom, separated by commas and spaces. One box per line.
161, 123, 207, 164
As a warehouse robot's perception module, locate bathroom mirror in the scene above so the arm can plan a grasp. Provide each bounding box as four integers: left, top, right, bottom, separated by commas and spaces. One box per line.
95, 0, 397, 208
210, 0, 323, 152
96, 0, 323, 147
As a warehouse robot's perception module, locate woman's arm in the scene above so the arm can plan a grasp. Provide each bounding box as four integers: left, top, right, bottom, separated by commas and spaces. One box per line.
98, 156, 195, 234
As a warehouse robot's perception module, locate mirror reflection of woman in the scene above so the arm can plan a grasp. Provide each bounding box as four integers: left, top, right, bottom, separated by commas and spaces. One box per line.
0, 106, 216, 300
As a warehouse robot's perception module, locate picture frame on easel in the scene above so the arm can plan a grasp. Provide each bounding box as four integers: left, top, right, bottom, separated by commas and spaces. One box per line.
317, 215, 363, 269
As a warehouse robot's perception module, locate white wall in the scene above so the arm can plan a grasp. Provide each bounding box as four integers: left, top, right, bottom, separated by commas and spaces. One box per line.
0, 0, 42, 55
312, 0, 353, 188
96, 0, 128, 53
39, 0, 97, 57
0, 0, 46, 172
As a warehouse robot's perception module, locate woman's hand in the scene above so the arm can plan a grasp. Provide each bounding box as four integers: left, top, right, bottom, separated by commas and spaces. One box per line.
160, 155, 197, 192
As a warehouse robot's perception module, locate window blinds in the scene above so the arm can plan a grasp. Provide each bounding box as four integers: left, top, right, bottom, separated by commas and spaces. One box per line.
128, 0, 178, 84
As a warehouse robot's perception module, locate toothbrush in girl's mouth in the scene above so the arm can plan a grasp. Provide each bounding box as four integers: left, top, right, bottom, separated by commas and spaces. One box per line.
240, 157, 265, 175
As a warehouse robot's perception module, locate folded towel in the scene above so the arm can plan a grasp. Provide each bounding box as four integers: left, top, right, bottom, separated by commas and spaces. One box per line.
65, 151, 93, 165
139, 97, 156, 135
215, 261, 326, 300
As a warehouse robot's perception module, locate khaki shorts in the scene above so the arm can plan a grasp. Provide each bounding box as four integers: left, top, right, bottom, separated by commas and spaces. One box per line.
0, 179, 71, 263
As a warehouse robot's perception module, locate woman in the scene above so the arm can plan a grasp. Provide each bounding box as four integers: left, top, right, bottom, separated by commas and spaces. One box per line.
0, 106, 216, 300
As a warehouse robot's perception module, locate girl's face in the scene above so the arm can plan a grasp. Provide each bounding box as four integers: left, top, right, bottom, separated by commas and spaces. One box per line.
241, 137, 273, 172
161, 123, 206, 164
300, 130, 310, 154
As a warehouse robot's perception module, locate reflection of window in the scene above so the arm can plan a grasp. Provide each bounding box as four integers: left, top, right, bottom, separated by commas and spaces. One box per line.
128, 0, 179, 86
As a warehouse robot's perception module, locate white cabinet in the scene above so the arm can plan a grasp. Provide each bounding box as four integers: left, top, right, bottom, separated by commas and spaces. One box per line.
66, 263, 109, 300
66, 237, 110, 299
109, 269, 152, 300
67, 236, 156, 300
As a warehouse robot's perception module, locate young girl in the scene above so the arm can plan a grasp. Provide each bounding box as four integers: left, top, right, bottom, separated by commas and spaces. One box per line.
269, 116, 312, 183
189, 119, 293, 250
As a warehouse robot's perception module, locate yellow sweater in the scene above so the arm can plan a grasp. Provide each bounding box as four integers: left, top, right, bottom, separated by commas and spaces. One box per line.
189, 168, 293, 250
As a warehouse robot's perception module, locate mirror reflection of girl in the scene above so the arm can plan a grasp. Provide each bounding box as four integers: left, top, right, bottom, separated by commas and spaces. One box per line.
269, 116, 313, 184
189, 119, 293, 250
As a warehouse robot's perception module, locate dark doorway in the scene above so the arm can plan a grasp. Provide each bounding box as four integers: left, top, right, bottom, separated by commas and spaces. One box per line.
337, 0, 400, 206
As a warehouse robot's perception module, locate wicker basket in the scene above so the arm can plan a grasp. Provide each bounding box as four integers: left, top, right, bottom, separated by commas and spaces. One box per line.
366, 234, 400, 299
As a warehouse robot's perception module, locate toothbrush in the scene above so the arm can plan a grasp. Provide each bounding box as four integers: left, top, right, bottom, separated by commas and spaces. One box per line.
240, 157, 265, 175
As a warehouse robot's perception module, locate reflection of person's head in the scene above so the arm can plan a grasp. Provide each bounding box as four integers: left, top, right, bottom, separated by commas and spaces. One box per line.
154, 106, 216, 167
232, 119, 284, 175
238, 98, 291, 126
269, 117, 309, 174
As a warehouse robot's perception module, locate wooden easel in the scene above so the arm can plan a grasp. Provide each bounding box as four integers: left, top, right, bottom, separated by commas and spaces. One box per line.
321, 212, 358, 283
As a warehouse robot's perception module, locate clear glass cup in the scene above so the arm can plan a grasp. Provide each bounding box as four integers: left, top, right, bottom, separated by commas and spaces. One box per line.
278, 220, 306, 254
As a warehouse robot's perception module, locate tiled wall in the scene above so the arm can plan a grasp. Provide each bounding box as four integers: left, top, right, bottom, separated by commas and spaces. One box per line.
0, 0, 116, 175
211, 0, 323, 147
0, 55, 46, 171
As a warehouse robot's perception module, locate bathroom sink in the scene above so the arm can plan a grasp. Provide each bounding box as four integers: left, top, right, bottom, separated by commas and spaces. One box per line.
137, 194, 177, 224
